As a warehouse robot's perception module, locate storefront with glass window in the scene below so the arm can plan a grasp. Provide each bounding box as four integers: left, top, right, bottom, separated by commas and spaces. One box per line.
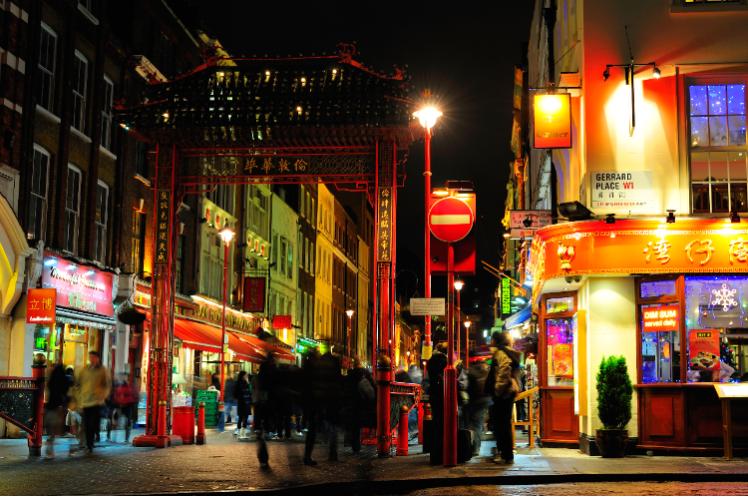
36, 251, 117, 373
529, 217, 748, 454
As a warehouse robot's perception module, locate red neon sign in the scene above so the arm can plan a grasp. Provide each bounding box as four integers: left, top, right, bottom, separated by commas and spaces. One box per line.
27, 288, 56, 325
41, 251, 114, 317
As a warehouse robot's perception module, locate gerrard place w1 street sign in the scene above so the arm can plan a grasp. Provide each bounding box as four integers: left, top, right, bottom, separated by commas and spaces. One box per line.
428, 196, 475, 243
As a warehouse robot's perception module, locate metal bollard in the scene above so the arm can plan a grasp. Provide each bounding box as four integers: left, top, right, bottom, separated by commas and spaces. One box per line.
417, 401, 424, 445
396, 405, 409, 456
196, 402, 206, 445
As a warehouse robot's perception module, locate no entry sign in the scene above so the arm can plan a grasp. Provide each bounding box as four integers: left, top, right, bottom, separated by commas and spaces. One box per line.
429, 196, 475, 243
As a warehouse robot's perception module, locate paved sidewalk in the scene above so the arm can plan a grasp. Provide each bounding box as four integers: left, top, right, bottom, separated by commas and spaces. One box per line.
0, 429, 746, 495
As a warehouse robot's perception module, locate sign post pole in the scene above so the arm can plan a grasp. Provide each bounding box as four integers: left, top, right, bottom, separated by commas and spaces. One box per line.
443, 243, 457, 466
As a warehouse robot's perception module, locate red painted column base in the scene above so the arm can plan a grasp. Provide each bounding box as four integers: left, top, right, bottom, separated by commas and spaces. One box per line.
443, 366, 458, 466
396, 405, 409, 456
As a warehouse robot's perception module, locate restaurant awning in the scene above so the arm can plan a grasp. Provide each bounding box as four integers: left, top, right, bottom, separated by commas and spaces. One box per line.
173, 318, 291, 363
173, 318, 222, 353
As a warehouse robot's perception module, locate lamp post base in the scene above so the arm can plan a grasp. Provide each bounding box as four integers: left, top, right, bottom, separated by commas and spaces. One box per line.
132, 434, 183, 448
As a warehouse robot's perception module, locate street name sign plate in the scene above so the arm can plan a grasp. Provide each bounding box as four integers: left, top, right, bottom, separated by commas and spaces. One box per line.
410, 297, 446, 316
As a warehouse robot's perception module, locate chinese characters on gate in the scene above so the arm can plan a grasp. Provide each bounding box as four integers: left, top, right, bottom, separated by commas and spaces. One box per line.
378, 187, 392, 262
156, 190, 169, 264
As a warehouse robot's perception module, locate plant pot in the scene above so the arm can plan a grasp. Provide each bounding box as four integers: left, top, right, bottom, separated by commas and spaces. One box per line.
595, 429, 628, 458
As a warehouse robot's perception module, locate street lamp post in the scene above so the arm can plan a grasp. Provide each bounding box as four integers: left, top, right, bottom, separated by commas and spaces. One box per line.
413, 105, 442, 361
463, 320, 472, 368
218, 226, 235, 410
453, 279, 464, 362
346, 309, 354, 367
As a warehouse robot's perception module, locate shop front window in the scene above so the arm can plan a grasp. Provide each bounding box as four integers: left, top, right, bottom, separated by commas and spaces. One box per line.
546, 317, 574, 386
640, 304, 681, 383
684, 276, 747, 382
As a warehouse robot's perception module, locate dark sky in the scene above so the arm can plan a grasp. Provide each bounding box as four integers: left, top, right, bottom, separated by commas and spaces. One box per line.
174, 1, 534, 327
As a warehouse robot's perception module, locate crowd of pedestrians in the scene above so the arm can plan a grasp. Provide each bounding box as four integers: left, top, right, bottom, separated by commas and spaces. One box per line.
43, 350, 138, 458
40, 332, 526, 466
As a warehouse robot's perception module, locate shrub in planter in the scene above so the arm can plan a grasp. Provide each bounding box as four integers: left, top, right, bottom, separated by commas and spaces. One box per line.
595, 355, 632, 457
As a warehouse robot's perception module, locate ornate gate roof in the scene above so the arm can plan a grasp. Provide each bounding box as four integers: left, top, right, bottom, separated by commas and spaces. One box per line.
117, 48, 417, 149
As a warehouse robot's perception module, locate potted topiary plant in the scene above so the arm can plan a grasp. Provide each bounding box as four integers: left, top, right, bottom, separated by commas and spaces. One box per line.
595, 355, 633, 458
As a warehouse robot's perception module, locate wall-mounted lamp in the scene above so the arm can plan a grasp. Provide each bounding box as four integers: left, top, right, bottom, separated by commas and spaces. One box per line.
602, 59, 660, 133
605, 213, 616, 224
666, 209, 676, 224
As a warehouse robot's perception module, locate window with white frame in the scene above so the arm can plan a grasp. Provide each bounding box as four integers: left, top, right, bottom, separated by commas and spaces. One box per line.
689, 82, 748, 213
72, 51, 88, 133
199, 231, 223, 299
280, 237, 288, 277
287, 242, 293, 279
94, 181, 108, 263
64, 165, 82, 253
29, 145, 50, 241
37, 23, 57, 111
101, 76, 114, 150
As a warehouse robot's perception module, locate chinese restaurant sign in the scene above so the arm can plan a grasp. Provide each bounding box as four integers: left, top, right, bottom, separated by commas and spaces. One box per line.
529, 219, 748, 301
272, 315, 292, 330
41, 252, 114, 316
501, 278, 512, 317
26, 288, 56, 324
533, 93, 571, 149
243, 277, 266, 313
642, 305, 679, 332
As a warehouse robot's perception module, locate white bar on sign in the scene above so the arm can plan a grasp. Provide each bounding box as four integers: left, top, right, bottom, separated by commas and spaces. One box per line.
430, 214, 470, 225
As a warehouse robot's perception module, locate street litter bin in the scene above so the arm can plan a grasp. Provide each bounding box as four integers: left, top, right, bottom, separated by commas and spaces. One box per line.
172, 406, 195, 444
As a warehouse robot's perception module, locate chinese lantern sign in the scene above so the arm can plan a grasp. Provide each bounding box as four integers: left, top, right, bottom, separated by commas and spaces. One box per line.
533, 93, 571, 149
27, 288, 56, 325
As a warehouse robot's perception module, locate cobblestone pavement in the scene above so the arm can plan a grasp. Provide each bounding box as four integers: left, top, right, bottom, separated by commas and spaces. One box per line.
0, 431, 373, 495
1, 429, 748, 495
407, 482, 748, 496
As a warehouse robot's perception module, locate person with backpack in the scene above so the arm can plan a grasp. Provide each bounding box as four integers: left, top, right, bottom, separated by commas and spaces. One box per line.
466, 356, 493, 457
486, 331, 521, 465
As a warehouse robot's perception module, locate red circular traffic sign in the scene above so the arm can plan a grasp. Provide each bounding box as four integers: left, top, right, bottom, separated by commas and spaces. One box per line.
428, 196, 475, 243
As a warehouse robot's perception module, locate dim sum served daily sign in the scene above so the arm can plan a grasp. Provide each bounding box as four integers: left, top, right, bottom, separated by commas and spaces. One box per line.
642, 305, 679, 332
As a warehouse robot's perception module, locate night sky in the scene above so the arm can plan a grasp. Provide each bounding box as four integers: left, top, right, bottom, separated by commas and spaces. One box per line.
172, 1, 534, 328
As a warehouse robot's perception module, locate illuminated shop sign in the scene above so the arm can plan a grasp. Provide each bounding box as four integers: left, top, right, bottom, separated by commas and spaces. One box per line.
27, 288, 56, 324
642, 305, 679, 332
41, 251, 114, 317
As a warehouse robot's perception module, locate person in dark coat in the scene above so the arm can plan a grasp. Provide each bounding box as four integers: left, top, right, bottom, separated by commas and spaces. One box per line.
255, 353, 277, 468
465, 357, 493, 456
344, 358, 376, 454
233, 371, 252, 439
302, 349, 343, 465
426, 343, 448, 465
487, 331, 521, 465
45, 363, 72, 458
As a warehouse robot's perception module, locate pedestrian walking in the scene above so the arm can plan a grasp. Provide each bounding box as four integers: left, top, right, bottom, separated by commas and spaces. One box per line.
302, 349, 342, 465
74, 351, 112, 454
224, 374, 237, 426
255, 353, 278, 468
486, 331, 521, 465
110, 378, 138, 443
233, 371, 252, 439
344, 358, 376, 454
426, 342, 448, 465
465, 355, 493, 457
44, 363, 72, 458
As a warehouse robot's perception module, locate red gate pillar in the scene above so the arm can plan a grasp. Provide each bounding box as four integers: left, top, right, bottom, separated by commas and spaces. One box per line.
28, 360, 46, 456
133, 144, 181, 448
374, 140, 396, 458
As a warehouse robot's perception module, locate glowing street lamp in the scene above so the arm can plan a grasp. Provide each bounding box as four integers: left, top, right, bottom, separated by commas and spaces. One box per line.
414, 104, 443, 361
463, 320, 472, 367
218, 226, 235, 407
453, 279, 464, 361
346, 309, 355, 366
